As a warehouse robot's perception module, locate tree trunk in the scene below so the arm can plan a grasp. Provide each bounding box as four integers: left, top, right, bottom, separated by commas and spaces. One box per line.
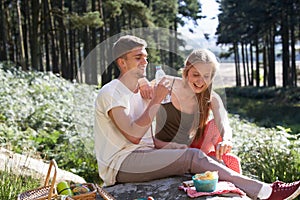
249, 43, 254, 86
68, 0, 75, 81
281, 3, 290, 87
57, 0, 69, 79
241, 42, 247, 86
43, 0, 50, 71
82, 0, 92, 84
263, 42, 267, 87
16, 1, 26, 70
234, 42, 241, 86
22, 0, 30, 69
90, 0, 98, 85
245, 43, 250, 86
0, 0, 7, 61
6, 2, 14, 62
169, 26, 174, 71
290, 3, 296, 87
268, 26, 276, 86
111, 16, 120, 79
48, 0, 59, 74
30, 0, 40, 70
255, 36, 260, 87
98, 0, 106, 86
174, 19, 178, 72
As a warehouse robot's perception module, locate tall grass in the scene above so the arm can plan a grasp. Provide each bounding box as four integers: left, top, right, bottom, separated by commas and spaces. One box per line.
0, 165, 40, 200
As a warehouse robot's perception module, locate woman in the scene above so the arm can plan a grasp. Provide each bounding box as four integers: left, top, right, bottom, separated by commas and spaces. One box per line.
154, 49, 241, 173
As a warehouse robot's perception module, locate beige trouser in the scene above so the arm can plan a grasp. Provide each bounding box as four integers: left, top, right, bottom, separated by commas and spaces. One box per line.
116, 148, 262, 199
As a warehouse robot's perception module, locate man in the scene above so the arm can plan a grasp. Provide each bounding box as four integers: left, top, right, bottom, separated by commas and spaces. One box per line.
94, 35, 300, 200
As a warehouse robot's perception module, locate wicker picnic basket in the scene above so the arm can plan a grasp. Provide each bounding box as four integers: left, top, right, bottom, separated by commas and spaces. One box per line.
70, 183, 117, 200
17, 159, 116, 200
95, 184, 116, 200
17, 159, 58, 200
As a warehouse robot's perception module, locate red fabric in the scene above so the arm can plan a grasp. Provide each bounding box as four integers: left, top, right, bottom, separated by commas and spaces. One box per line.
190, 119, 222, 152
207, 152, 241, 174
178, 181, 246, 198
190, 119, 242, 174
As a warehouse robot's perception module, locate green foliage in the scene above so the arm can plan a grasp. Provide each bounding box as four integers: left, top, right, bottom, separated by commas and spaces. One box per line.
227, 87, 300, 182
0, 63, 100, 183
178, 0, 202, 20
152, 0, 178, 27
1, 63, 299, 189
122, 0, 154, 27
0, 166, 40, 200
105, 0, 122, 18
231, 115, 300, 182
69, 11, 104, 29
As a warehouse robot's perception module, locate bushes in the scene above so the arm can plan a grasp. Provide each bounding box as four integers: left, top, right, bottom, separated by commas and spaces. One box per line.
0, 63, 100, 183
230, 115, 300, 182
0, 62, 299, 186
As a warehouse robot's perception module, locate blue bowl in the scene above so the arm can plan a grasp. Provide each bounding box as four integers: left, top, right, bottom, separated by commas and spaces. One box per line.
192, 175, 218, 192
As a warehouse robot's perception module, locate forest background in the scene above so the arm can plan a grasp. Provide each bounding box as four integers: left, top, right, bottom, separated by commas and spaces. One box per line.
1, 0, 299, 87
0, 0, 299, 198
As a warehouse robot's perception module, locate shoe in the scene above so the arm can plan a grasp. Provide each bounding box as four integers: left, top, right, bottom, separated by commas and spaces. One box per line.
266, 180, 300, 200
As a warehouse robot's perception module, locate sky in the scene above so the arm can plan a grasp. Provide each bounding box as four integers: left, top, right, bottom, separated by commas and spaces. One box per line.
178, 0, 220, 50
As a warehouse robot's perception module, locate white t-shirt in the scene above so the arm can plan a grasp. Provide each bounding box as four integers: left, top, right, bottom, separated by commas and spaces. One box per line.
94, 79, 154, 186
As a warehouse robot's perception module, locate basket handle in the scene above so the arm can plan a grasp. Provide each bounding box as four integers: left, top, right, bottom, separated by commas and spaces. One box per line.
95, 184, 116, 200
44, 159, 58, 200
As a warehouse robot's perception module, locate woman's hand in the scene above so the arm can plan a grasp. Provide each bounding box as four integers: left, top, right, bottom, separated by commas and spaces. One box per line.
215, 140, 232, 160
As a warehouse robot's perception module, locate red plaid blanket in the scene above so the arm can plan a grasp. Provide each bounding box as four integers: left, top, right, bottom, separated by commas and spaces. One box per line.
178, 181, 246, 198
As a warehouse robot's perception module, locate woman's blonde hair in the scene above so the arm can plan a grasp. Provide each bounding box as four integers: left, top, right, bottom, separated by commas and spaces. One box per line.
182, 49, 219, 141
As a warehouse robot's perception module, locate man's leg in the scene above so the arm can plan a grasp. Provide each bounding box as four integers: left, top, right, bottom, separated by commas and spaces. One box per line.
116, 148, 262, 199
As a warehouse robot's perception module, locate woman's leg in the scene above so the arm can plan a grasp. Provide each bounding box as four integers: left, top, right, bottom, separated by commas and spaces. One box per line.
116, 148, 262, 199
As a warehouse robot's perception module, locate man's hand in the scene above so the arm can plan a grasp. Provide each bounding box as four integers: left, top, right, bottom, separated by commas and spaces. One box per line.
138, 78, 154, 99
215, 140, 232, 160
139, 83, 154, 99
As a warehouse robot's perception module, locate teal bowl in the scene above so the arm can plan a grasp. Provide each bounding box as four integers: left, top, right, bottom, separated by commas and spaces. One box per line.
192, 175, 218, 192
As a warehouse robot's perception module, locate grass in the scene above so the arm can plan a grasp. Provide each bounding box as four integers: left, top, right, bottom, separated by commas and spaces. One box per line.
0, 167, 40, 200
225, 87, 300, 135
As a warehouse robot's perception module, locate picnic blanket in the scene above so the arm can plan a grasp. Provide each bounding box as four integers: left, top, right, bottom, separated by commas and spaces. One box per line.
178, 181, 246, 198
